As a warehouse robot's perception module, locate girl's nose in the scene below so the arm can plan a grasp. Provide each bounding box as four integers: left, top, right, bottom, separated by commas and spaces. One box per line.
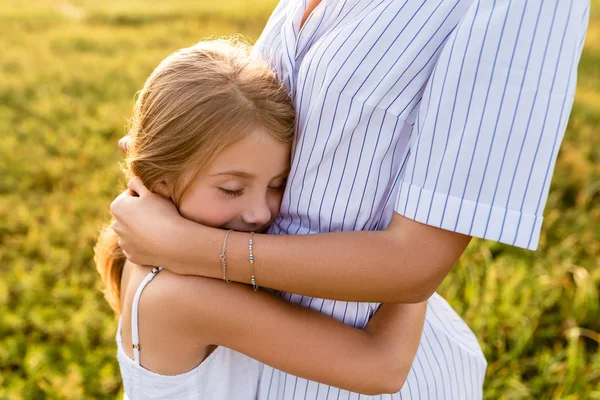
241, 199, 272, 227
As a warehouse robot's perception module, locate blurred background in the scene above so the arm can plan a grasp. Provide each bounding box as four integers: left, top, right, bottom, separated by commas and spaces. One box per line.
0, 1, 598, 399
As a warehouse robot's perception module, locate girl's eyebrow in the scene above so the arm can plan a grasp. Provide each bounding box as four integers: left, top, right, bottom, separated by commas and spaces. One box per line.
210, 171, 254, 179
211, 169, 290, 180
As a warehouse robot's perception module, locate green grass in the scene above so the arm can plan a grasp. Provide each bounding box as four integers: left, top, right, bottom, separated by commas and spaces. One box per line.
0, 1, 598, 399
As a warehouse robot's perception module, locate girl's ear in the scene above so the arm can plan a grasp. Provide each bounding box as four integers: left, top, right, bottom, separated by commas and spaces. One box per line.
153, 180, 173, 198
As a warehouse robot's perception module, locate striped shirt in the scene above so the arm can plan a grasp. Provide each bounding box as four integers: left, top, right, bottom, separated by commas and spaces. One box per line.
252, 0, 590, 398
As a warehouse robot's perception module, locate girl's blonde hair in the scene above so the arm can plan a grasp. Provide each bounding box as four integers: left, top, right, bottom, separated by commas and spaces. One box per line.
94, 38, 295, 314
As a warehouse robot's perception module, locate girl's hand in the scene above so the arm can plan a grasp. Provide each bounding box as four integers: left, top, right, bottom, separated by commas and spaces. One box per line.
110, 178, 183, 268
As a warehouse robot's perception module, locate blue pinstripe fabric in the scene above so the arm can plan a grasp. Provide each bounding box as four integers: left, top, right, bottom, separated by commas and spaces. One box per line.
251, 0, 589, 398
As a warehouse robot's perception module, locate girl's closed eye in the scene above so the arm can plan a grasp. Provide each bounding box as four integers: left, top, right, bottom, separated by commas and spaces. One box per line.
219, 187, 245, 197
268, 177, 287, 192
269, 182, 287, 192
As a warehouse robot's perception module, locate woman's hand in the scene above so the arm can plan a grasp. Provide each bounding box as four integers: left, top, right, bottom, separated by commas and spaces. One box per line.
110, 178, 184, 268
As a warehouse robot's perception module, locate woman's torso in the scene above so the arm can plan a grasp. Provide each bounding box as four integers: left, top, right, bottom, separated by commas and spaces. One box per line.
257, 0, 475, 235
252, 0, 487, 398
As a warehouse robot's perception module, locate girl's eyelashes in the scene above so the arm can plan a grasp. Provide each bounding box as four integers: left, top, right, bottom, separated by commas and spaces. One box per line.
219, 187, 244, 197
218, 179, 287, 197
268, 183, 286, 192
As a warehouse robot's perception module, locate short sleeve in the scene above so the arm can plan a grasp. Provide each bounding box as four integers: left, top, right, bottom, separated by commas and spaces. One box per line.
395, 0, 590, 250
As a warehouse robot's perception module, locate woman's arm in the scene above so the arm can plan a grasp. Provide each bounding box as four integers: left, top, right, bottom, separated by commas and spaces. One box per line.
111, 178, 471, 303
151, 270, 426, 395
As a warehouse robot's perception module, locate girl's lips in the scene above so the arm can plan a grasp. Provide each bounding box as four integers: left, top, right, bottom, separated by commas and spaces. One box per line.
218, 222, 272, 233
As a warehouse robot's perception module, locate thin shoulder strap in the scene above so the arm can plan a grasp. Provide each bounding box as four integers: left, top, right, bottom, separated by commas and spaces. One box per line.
131, 266, 162, 365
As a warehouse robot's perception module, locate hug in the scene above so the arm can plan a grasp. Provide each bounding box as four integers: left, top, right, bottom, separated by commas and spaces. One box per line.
97, 0, 591, 398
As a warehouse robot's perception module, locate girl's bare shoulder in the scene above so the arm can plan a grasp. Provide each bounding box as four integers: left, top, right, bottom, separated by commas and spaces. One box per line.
125, 262, 232, 332
123, 260, 263, 344
120, 261, 215, 373
127, 262, 213, 306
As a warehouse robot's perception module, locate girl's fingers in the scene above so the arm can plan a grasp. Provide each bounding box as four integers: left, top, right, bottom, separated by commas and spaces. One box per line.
118, 136, 130, 153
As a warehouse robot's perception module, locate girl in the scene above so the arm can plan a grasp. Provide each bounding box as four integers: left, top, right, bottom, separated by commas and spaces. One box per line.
96, 39, 427, 399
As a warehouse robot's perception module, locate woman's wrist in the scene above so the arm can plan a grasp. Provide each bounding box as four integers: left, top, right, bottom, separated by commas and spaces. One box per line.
165, 217, 220, 276
158, 216, 200, 272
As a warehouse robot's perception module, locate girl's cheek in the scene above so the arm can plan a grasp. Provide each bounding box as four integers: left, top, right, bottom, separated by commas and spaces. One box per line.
200, 195, 244, 227
179, 191, 227, 226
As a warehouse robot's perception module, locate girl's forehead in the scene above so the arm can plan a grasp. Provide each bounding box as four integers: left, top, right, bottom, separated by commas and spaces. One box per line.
205, 131, 291, 179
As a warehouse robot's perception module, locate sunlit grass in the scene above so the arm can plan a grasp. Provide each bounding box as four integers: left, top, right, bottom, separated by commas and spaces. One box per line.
0, 1, 598, 399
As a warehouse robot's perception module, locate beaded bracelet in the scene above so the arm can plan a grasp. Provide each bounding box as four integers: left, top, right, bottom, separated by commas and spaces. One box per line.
220, 229, 233, 283
249, 232, 259, 291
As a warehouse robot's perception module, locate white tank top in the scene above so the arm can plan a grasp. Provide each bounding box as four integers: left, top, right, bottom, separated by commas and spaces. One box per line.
116, 267, 262, 399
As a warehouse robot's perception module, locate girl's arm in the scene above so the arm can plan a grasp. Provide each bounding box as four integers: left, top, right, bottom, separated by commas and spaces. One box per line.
149, 270, 426, 395
111, 178, 471, 303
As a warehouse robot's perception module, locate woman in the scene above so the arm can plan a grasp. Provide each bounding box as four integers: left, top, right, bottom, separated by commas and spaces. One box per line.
112, 0, 590, 398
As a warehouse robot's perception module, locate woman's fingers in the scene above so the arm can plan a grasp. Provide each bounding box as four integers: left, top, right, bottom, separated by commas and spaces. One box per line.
110, 192, 123, 218
110, 187, 139, 223
127, 177, 149, 196
111, 219, 121, 235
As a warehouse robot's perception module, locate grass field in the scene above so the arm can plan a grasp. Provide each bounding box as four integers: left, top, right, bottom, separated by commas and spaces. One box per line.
0, 1, 598, 399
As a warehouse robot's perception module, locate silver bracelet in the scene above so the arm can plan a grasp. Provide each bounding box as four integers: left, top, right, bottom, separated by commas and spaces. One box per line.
249, 232, 259, 291
220, 229, 233, 283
